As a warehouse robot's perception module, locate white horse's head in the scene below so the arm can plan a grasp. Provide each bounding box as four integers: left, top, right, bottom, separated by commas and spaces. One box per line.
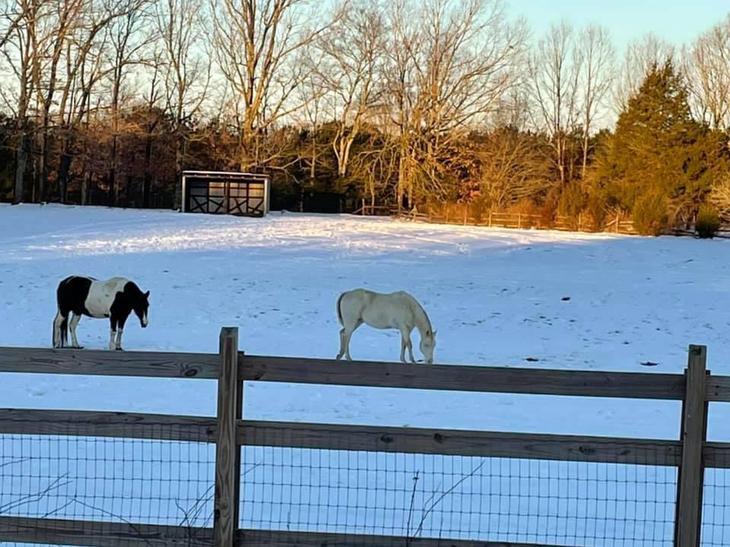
420, 329, 436, 364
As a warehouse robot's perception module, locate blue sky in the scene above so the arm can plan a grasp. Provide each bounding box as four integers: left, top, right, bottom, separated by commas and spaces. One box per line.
507, 0, 729, 50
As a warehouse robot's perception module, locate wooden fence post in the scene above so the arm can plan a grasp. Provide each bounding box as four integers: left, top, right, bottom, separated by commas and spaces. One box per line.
674, 345, 708, 547
214, 327, 242, 547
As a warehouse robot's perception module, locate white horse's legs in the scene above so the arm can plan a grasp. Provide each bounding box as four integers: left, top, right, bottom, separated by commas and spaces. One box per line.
336, 320, 361, 360
336, 328, 347, 360
407, 336, 416, 363
69, 313, 82, 348
399, 328, 415, 363
337, 328, 355, 360
115, 329, 124, 351
52, 311, 65, 348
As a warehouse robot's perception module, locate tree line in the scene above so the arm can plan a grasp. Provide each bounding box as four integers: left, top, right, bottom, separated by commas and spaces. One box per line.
1, 0, 729, 234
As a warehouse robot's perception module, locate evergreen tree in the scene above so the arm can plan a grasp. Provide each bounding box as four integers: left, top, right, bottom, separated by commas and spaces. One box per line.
594, 61, 725, 233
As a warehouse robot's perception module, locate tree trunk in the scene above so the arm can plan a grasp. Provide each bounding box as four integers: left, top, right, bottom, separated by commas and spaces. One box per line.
13, 135, 28, 204
144, 132, 153, 208
58, 146, 72, 203
81, 170, 90, 205
172, 130, 185, 210
37, 127, 47, 201
109, 133, 118, 206
310, 130, 316, 180
125, 174, 133, 206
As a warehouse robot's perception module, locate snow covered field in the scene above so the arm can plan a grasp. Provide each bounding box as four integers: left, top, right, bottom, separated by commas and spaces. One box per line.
1, 204, 729, 544
1, 203, 729, 438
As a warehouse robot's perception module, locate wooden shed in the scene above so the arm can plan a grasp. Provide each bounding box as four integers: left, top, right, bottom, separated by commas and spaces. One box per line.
181, 171, 271, 217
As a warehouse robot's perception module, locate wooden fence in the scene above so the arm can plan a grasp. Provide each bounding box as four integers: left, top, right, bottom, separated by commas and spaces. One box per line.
353, 202, 640, 235
0, 328, 728, 546
419, 210, 641, 234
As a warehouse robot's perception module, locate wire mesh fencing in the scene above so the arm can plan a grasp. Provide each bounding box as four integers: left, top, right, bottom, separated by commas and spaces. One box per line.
2, 339, 728, 547
702, 446, 730, 547
240, 435, 679, 546
0, 432, 215, 546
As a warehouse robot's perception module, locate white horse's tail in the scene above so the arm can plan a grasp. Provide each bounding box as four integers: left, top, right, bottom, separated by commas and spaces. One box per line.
336, 292, 345, 325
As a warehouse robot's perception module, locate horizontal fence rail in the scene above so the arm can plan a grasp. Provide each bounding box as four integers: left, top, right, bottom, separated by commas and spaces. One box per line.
706, 375, 730, 401
0, 347, 691, 399
0, 408, 216, 442
240, 354, 687, 399
0, 347, 220, 378
0, 516, 213, 547
0, 333, 729, 547
236, 529, 562, 546
238, 420, 683, 466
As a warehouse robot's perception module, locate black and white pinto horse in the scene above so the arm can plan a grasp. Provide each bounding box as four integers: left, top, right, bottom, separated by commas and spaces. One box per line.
53, 276, 150, 350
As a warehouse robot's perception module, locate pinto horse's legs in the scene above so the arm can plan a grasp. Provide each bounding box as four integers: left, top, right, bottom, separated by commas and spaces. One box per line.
53, 310, 67, 348
112, 314, 128, 350
108, 316, 117, 351
68, 313, 82, 348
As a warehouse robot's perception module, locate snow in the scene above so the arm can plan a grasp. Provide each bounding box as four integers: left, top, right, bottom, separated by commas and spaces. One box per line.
1, 203, 729, 543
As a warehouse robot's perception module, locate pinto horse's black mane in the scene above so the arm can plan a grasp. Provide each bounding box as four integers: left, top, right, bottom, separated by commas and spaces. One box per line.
122, 280, 147, 303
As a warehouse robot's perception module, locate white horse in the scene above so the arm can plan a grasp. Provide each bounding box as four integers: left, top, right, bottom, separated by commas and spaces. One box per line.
335, 289, 436, 364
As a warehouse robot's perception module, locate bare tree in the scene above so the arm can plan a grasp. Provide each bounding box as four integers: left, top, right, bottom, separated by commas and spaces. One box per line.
139, 45, 164, 207
684, 15, 730, 130
613, 33, 674, 113
528, 21, 582, 184
1, 0, 51, 203
32, 0, 85, 201
104, 0, 151, 206
292, 66, 329, 204
314, 0, 384, 179
577, 25, 614, 178
156, 0, 210, 207
382, 0, 419, 208
211, 0, 340, 169
386, 0, 526, 206
55, 0, 138, 202
477, 128, 552, 208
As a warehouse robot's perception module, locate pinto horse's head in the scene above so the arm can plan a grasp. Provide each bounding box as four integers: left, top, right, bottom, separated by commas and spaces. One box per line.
133, 290, 150, 328
420, 329, 437, 364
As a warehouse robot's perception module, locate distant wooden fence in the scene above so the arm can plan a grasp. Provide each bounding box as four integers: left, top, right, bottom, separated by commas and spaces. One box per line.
353, 202, 639, 235
0, 329, 728, 546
